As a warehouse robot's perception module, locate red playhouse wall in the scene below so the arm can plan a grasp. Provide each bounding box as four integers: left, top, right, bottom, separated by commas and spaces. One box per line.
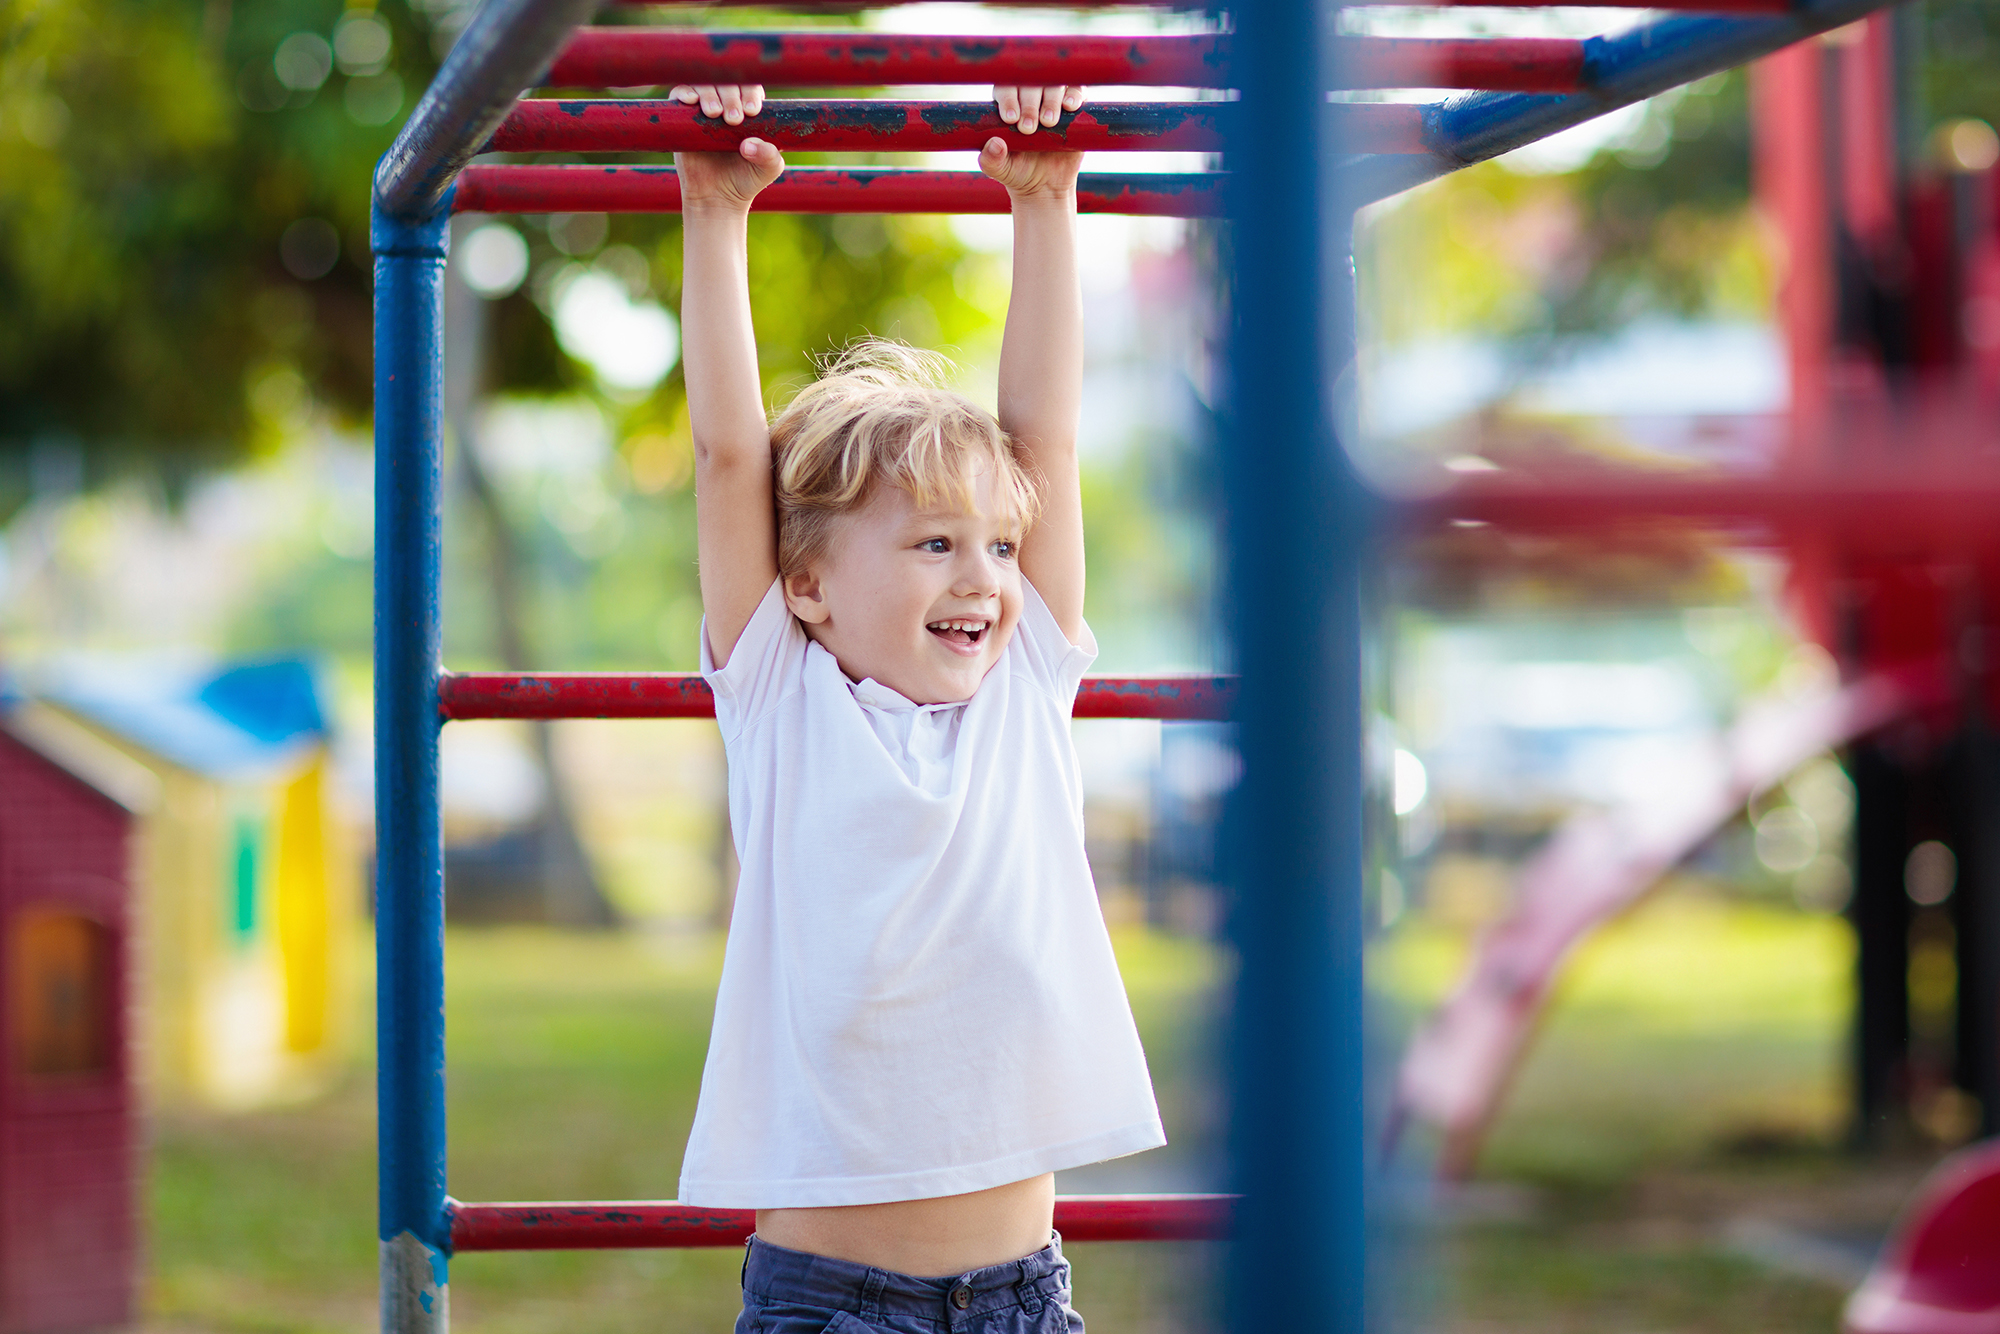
0, 729, 135, 1332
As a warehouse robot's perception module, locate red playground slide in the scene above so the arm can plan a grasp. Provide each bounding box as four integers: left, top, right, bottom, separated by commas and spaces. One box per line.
1392, 661, 1949, 1178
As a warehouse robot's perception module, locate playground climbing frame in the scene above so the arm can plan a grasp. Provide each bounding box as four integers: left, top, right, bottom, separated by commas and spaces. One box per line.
372, 0, 1906, 1328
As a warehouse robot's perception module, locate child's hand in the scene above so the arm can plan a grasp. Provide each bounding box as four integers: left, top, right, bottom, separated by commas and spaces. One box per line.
979, 137, 1082, 201
993, 85, 1085, 137
669, 83, 766, 125
676, 139, 785, 213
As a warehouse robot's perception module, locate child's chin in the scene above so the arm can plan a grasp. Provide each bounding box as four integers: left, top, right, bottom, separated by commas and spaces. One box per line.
920, 655, 991, 700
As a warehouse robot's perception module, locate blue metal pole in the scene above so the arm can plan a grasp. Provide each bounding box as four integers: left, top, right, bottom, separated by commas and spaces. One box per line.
1223, 0, 1367, 1330
372, 193, 452, 1334
368, 5, 591, 1328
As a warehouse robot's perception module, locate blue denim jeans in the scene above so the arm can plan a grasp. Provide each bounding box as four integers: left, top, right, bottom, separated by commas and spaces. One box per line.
735, 1233, 1085, 1333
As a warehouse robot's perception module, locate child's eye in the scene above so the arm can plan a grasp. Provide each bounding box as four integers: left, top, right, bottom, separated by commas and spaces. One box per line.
991, 540, 1018, 560
918, 537, 950, 554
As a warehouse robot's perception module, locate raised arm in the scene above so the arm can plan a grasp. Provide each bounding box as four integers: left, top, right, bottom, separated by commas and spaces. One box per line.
677, 107, 782, 666
983, 86, 1087, 643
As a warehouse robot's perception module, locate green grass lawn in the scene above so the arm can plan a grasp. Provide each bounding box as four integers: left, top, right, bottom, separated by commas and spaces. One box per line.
149, 895, 1930, 1333
1378, 890, 1934, 1334
1377, 890, 1855, 1182
147, 926, 1224, 1334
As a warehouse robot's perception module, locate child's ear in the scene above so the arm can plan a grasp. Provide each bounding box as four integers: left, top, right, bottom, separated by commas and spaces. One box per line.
783, 569, 830, 624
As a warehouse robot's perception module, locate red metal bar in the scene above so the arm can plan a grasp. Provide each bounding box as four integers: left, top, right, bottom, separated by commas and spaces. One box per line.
606, 0, 1222, 7
607, 0, 1790, 9
452, 1200, 755, 1250
492, 98, 1231, 154
546, 31, 1230, 89
1074, 675, 1235, 721
488, 99, 1426, 156
1053, 1193, 1235, 1241
453, 164, 1222, 215
438, 672, 1237, 722
543, 31, 1587, 94
448, 1194, 1237, 1251
1331, 37, 1585, 92
1414, 471, 2000, 554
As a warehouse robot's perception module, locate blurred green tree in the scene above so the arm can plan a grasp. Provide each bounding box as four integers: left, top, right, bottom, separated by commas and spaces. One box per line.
0, 0, 983, 513
1359, 71, 1768, 353
1920, 0, 2000, 127
1, 0, 991, 660
0, 0, 462, 503
1363, 1, 2000, 357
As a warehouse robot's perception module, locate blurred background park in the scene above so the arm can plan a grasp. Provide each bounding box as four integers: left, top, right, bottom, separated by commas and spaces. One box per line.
6, 0, 2000, 1330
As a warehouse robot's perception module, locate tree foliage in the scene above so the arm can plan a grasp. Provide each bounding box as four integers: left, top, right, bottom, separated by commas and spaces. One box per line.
0, 0, 442, 498
1358, 71, 1768, 351
1920, 0, 2000, 127
0, 0, 987, 519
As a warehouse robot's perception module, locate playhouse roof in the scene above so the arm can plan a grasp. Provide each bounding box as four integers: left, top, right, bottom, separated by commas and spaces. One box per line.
26, 657, 329, 782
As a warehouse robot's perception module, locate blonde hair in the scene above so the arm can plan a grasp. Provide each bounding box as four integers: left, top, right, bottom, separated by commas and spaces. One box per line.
770, 339, 1042, 578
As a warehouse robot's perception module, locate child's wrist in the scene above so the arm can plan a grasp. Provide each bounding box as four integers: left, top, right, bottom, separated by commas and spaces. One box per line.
1008, 187, 1076, 210
683, 196, 755, 221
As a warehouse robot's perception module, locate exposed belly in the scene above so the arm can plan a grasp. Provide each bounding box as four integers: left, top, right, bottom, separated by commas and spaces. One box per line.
753, 1173, 1055, 1276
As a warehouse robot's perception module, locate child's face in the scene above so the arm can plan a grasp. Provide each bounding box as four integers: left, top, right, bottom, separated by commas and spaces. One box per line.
783, 467, 1025, 705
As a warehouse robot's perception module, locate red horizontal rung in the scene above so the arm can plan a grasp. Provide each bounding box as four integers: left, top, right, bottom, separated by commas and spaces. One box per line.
1331, 36, 1585, 92
438, 672, 1237, 722
546, 31, 1231, 89
541, 31, 1588, 95
454, 165, 1221, 215
488, 99, 1428, 156
447, 1194, 1237, 1251
492, 99, 1226, 154
1416, 472, 2000, 552
609, 0, 1217, 7
606, 0, 1781, 8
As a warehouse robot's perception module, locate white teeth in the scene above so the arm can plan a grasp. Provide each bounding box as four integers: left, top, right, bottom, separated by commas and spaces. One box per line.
928, 619, 986, 632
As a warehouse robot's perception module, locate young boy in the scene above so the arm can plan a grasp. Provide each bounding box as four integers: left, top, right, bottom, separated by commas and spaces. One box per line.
673, 81, 1164, 1333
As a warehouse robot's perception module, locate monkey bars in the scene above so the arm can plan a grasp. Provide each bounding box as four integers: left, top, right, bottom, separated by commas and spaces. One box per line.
373, 0, 1912, 1329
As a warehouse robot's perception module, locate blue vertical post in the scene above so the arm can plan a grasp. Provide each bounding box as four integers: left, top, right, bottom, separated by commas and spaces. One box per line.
367, 2, 594, 1324
372, 192, 453, 1334
1223, 0, 1368, 1330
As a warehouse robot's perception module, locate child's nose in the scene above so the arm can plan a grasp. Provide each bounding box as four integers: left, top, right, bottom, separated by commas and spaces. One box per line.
952, 550, 1001, 596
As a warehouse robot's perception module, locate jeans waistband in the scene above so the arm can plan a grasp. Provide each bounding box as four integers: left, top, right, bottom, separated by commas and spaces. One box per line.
742, 1232, 1071, 1323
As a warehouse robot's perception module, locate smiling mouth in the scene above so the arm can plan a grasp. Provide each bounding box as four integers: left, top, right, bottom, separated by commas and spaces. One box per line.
927, 618, 989, 649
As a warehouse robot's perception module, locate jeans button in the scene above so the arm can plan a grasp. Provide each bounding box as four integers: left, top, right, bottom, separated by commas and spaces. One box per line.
950, 1283, 973, 1310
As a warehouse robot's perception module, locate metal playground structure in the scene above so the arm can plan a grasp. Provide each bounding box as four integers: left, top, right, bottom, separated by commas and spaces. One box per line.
369, 0, 1955, 1330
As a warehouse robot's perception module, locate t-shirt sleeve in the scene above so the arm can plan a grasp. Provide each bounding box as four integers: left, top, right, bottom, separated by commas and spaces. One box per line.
701, 580, 805, 739
1014, 579, 1098, 707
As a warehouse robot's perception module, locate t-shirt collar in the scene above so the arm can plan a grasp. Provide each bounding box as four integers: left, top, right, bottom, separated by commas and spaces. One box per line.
849, 676, 966, 715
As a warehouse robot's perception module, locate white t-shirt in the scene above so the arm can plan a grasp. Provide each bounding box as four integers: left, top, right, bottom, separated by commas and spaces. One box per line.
678, 579, 1165, 1208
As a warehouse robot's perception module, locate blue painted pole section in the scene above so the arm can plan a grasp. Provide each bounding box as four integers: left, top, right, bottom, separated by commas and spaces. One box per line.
1223, 0, 1368, 1330
1340, 0, 1898, 205
372, 193, 453, 1334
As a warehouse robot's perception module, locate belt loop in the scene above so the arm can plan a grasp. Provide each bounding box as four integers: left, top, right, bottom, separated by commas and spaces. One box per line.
860, 1267, 889, 1323
740, 1237, 753, 1288
1015, 1257, 1044, 1316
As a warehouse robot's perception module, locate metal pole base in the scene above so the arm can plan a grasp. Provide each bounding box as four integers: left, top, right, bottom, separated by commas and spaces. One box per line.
382, 1233, 449, 1333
